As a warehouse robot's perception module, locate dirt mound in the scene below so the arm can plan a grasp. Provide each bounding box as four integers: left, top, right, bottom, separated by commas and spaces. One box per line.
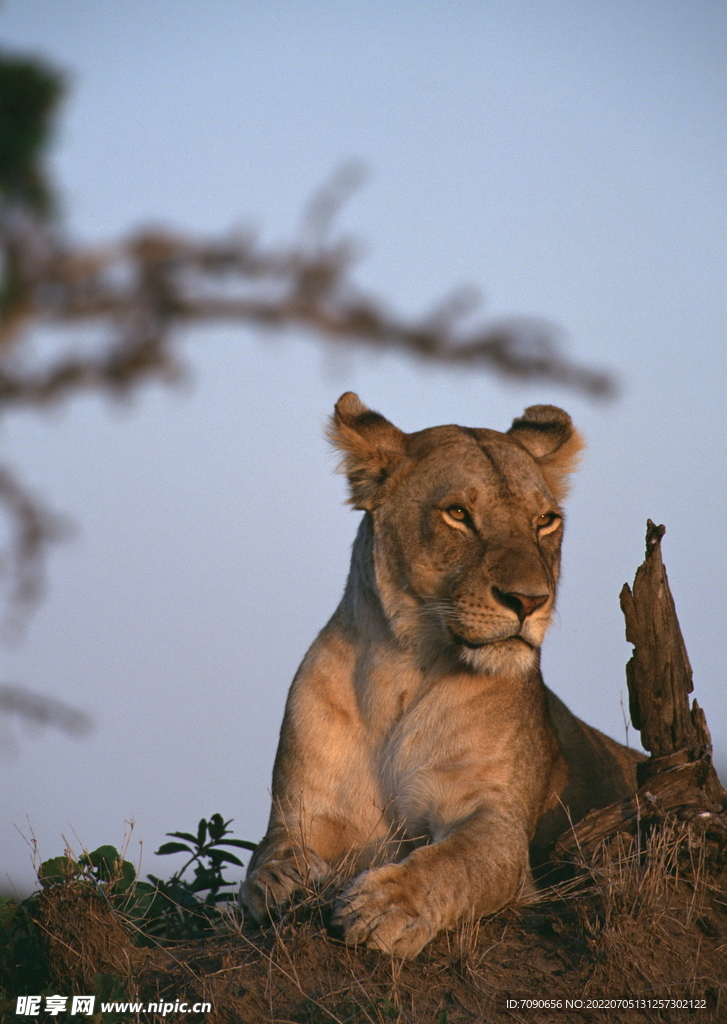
27, 816, 726, 1024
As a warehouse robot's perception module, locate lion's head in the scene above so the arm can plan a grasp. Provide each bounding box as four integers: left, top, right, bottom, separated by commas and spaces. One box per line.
329, 393, 584, 677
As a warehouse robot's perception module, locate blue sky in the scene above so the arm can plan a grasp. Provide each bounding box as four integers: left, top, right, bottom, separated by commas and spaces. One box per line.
1, 0, 725, 893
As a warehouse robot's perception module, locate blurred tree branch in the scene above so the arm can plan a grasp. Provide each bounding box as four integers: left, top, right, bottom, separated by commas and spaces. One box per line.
0, 682, 92, 740
0, 50, 615, 647
0, 170, 615, 406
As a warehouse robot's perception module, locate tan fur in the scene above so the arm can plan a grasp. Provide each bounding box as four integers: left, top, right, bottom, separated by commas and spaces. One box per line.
243, 394, 641, 957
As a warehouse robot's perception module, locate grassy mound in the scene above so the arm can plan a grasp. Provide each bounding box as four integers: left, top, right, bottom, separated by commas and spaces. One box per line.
3, 814, 725, 1023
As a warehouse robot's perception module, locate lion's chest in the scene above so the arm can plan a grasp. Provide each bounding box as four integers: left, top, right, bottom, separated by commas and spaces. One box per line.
374, 675, 532, 841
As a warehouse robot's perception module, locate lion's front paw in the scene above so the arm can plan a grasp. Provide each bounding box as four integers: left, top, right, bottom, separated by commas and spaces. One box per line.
243, 849, 329, 924
331, 863, 435, 958
242, 860, 302, 923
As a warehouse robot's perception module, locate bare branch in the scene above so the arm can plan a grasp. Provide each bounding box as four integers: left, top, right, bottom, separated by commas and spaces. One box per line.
0, 466, 69, 636
0, 165, 614, 630
0, 682, 91, 735
1, 212, 615, 411
298, 159, 368, 248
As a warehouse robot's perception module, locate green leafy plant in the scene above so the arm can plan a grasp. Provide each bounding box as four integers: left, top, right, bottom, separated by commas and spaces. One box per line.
145, 813, 257, 940
0, 814, 257, 1010
24, 816, 255, 946
39, 844, 135, 892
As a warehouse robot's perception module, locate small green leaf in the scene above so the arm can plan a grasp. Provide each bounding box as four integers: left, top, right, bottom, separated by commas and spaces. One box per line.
165, 831, 198, 844
86, 844, 121, 862
221, 838, 258, 851
82, 845, 122, 882
114, 859, 137, 892
210, 850, 244, 867
39, 855, 78, 887
207, 814, 228, 841
186, 876, 217, 894
156, 842, 193, 856
134, 880, 156, 894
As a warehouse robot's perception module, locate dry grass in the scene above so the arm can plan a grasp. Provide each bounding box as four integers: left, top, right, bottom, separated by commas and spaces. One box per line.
16, 813, 727, 1024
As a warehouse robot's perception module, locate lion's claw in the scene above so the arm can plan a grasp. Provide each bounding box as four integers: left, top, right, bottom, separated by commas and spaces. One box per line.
331, 864, 435, 958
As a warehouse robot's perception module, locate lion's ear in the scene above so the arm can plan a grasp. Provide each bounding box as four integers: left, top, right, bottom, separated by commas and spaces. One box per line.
327, 392, 407, 510
507, 405, 585, 503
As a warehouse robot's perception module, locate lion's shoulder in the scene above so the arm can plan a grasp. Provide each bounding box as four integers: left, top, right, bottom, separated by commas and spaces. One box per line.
529, 687, 644, 866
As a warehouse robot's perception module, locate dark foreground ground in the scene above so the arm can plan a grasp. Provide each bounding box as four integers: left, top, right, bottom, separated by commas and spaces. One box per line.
6, 814, 725, 1024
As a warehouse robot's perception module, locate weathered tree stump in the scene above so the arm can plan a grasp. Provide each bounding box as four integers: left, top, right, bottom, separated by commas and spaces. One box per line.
555, 521, 726, 863
621, 520, 708, 759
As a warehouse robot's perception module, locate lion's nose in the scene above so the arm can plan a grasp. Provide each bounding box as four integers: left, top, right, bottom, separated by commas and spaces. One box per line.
493, 589, 549, 621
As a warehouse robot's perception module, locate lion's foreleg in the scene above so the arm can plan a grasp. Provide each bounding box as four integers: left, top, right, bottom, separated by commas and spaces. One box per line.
243, 631, 377, 922
242, 818, 334, 923
243, 779, 379, 923
331, 815, 530, 957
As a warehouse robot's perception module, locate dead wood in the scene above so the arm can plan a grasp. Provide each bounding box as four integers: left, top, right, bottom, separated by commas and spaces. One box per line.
556, 520, 726, 865
620, 519, 707, 758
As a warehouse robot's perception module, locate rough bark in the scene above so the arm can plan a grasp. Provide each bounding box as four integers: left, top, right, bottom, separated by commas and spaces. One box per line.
555, 521, 726, 864
619, 519, 708, 759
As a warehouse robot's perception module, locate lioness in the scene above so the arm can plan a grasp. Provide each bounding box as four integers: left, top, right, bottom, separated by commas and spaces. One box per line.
243, 393, 641, 957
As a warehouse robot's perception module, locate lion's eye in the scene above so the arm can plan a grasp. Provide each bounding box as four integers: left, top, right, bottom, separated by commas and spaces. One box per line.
536, 512, 560, 532
446, 506, 469, 523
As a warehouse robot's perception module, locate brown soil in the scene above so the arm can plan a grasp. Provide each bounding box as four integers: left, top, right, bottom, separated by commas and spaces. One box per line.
32, 816, 727, 1024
